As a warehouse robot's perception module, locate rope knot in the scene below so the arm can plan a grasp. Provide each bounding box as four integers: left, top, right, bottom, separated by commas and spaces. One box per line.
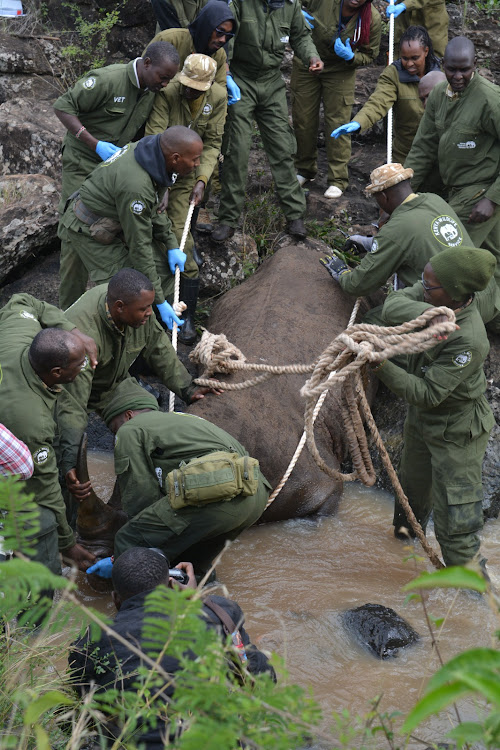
190, 329, 247, 378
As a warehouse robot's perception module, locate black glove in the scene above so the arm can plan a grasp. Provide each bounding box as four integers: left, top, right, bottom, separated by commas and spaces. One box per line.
319, 254, 351, 281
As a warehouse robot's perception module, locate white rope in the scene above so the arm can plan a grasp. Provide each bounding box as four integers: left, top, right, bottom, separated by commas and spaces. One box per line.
265, 298, 361, 509
387, 0, 395, 164
169, 200, 196, 412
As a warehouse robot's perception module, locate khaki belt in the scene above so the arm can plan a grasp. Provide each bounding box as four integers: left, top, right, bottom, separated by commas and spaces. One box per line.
73, 198, 123, 245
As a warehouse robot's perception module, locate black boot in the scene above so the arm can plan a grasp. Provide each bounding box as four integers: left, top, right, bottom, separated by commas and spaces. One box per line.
192, 242, 204, 268
178, 277, 200, 345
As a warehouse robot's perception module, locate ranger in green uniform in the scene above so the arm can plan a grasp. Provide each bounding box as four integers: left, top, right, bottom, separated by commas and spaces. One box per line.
58, 269, 217, 505
54, 42, 180, 310
405, 37, 500, 277
387, 0, 449, 58
99, 380, 271, 573
211, 0, 323, 242
0, 294, 97, 574
150, 0, 235, 91
372, 247, 496, 566
57, 126, 203, 325
146, 54, 227, 343
331, 26, 441, 164
151, 0, 208, 30
320, 163, 472, 300
291, 0, 380, 199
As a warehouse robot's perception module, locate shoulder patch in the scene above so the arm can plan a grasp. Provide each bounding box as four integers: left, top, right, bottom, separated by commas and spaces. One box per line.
155, 466, 163, 487
130, 200, 145, 215
19, 310, 36, 320
81, 355, 90, 372
83, 76, 96, 90
370, 238, 379, 253
104, 144, 128, 165
431, 215, 463, 247
453, 350, 472, 368
33, 447, 50, 465
202, 103, 213, 115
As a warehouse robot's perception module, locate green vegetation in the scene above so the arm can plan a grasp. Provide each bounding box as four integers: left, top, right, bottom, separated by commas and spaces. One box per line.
475, 0, 500, 16
59, 3, 122, 85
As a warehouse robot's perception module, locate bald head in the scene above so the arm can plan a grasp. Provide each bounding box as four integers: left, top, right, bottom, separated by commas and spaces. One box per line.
418, 70, 447, 107
443, 37, 475, 93
160, 126, 203, 177
29, 328, 86, 386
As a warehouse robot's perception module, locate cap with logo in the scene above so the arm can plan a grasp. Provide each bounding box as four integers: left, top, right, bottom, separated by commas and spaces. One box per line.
178, 54, 217, 91
365, 163, 414, 194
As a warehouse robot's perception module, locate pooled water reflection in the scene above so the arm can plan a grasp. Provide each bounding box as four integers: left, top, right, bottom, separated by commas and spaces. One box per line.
84, 451, 500, 747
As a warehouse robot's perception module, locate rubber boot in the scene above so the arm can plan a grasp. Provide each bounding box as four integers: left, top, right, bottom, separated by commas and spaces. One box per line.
178, 277, 200, 345
192, 242, 204, 268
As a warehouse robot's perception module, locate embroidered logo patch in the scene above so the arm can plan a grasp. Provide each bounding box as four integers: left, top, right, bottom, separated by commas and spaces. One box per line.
280, 35, 289, 43
104, 144, 128, 165
370, 239, 379, 253
453, 351, 472, 368
19, 310, 36, 320
81, 355, 89, 371
203, 103, 213, 115
83, 76, 96, 89
431, 215, 463, 247
33, 447, 49, 465
155, 466, 163, 487
457, 140, 476, 149
130, 200, 145, 215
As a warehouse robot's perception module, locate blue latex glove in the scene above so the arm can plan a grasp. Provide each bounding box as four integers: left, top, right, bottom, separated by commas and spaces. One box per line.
386, 2, 406, 17
334, 37, 354, 62
167, 248, 187, 274
301, 9, 315, 28
157, 301, 184, 330
319, 254, 351, 281
87, 556, 113, 578
95, 141, 120, 161
331, 121, 361, 139
226, 74, 241, 106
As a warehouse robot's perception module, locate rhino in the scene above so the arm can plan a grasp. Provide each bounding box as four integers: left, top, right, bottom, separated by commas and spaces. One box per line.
342, 603, 420, 659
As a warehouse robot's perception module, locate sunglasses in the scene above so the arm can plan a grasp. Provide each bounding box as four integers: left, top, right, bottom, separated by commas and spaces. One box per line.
420, 272, 443, 292
215, 26, 235, 38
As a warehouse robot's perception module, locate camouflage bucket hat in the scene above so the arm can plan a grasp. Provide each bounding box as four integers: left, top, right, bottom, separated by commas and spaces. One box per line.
178, 53, 217, 91
365, 163, 414, 194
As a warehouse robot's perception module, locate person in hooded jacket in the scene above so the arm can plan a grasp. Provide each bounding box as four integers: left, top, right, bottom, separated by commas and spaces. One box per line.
149, 1, 237, 101
331, 25, 441, 164
57, 126, 203, 332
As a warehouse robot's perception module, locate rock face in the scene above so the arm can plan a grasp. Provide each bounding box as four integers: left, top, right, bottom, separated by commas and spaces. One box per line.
0, 174, 60, 283
197, 230, 259, 297
342, 603, 420, 659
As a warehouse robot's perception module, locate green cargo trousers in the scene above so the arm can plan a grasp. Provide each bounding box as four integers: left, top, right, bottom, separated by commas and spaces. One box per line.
395, 405, 490, 566
113, 475, 270, 574
166, 176, 199, 281
27, 506, 62, 576
291, 58, 356, 191
218, 70, 306, 227
448, 184, 500, 284
58, 147, 101, 310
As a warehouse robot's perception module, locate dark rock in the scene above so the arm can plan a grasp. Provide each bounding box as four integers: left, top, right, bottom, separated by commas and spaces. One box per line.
197, 230, 259, 296
342, 603, 420, 659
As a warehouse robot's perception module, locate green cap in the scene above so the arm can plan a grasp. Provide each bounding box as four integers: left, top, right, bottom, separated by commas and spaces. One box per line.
102, 378, 159, 426
430, 246, 496, 300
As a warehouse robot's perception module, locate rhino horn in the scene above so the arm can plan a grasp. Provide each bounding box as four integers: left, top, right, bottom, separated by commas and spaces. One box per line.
75, 433, 127, 550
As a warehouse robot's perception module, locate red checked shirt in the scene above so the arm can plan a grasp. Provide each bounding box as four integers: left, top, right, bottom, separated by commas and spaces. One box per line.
0, 423, 34, 479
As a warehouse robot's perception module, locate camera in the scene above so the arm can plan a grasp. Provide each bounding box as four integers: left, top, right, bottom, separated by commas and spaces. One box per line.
169, 568, 190, 585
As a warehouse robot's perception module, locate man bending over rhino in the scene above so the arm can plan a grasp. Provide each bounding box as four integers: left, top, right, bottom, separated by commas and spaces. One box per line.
85, 379, 271, 577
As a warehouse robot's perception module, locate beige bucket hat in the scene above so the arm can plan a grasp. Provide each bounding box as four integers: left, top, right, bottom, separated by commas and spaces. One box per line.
365, 162, 414, 194
178, 53, 217, 91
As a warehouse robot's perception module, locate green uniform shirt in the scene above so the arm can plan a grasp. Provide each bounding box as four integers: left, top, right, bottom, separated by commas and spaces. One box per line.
145, 79, 227, 183
340, 193, 472, 297
228, 0, 320, 78
376, 282, 494, 421
114, 411, 267, 516
406, 74, 500, 205
354, 61, 424, 163
302, 0, 381, 74
54, 60, 155, 200
56, 285, 195, 476
150, 28, 228, 87
0, 295, 78, 551
63, 142, 178, 304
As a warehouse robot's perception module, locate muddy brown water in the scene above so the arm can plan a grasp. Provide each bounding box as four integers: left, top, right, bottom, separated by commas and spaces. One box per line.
72, 450, 499, 748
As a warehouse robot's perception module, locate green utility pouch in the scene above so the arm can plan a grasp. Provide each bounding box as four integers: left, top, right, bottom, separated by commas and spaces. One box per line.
166, 451, 260, 510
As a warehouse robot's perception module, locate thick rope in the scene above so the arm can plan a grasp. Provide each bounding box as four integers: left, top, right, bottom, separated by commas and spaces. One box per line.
191, 306, 457, 568
387, 0, 395, 163
169, 201, 195, 412
265, 299, 362, 507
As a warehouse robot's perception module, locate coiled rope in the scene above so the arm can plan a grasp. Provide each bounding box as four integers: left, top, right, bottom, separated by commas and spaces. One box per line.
191, 305, 458, 569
